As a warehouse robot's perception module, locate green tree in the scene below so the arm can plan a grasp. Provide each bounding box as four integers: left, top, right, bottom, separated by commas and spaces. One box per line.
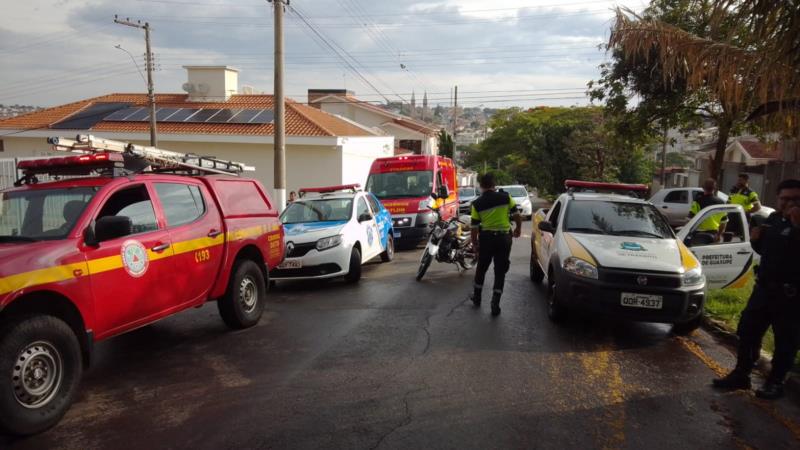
437, 129, 454, 158
592, 0, 794, 180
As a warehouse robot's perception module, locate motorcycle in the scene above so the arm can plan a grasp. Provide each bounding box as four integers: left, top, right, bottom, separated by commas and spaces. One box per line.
416, 194, 476, 281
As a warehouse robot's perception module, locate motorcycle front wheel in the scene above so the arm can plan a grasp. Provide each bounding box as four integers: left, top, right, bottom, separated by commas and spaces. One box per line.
416, 251, 433, 281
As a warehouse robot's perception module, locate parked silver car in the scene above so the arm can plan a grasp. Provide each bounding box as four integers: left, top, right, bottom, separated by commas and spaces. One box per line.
649, 187, 774, 227
458, 186, 479, 216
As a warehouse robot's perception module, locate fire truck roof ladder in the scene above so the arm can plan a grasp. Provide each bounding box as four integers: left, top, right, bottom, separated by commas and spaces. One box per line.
47, 135, 255, 176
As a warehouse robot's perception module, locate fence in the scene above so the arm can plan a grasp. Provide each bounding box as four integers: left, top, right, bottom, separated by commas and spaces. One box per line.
0, 157, 85, 190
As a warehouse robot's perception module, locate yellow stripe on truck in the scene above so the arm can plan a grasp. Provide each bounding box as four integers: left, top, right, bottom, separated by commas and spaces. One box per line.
563, 232, 597, 266
0, 228, 258, 297
678, 241, 700, 272
0, 262, 89, 296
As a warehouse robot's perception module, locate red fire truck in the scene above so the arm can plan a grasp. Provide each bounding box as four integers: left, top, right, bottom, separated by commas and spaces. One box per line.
0, 135, 284, 435
365, 155, 459, 246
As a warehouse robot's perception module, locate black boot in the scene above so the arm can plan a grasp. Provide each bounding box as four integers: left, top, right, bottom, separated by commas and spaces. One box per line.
755, 380, 784, 400
712, 370, 752, 391
470, 289, 481, 307
490, 293, 501, 316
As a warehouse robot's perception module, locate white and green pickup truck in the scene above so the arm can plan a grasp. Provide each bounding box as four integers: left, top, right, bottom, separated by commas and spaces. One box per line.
530, 188, 755, 334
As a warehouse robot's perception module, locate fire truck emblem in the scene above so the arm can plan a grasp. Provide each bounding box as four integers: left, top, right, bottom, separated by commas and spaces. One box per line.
121, 240, 149, 277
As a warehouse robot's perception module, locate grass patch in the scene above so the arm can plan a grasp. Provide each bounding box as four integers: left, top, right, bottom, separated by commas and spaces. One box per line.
705, 276, 800, 369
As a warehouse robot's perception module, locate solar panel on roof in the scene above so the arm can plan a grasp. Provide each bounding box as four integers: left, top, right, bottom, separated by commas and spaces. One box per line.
104, 107, 142, 121
250, 109, 274, 124
155, 108, 180, 121
229, 109, 261, 123
185, 109, 221, 123
165, 108, 199, 122
52, 102, 133, 129
125, 108, 151, 121
207, 108, 242, 123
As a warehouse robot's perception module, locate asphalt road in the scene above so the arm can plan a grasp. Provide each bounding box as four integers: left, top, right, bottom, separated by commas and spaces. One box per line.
3, 233, 800, 449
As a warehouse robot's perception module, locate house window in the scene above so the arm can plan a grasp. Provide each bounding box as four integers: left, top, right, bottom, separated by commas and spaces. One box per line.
0, 139, 4, 152
398, 139, 422, 154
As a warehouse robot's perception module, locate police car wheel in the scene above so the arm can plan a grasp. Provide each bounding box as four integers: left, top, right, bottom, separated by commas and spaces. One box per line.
380, 236, 395, 263
529, 250, 544, 284
219, 260, 266, 329
546, 271, 567, 322
671, 315, 703, 336
344, 247, 362, 283
0, 315, 82, 436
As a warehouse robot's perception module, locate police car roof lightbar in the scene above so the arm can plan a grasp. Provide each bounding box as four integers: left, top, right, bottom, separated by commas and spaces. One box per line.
298, 184, 361, 196
47, 135, 255, 176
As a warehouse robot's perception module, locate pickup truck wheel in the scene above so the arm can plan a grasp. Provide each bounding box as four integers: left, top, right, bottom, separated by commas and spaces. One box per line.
218, 260, 266, 329
529, 247, 544, 284
546, 272, 567, 322
344, 247, 362, 283
380, 235, 395, 262
0, 315, 82, 436
671, 315, 703, 336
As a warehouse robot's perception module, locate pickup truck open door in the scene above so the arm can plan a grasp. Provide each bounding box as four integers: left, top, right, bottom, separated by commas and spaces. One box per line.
677, 204, 757, 289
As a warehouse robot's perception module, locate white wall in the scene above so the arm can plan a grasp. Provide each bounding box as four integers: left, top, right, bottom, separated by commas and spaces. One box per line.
339, 136, 393, 187
1, 134, 392, 198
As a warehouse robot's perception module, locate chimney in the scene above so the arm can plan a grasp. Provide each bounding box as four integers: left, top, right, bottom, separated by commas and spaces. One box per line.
182, 66, 239, 102
308, 88, 354, 108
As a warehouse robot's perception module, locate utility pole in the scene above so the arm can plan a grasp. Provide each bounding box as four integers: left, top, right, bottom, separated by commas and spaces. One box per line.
660, 123, 668, 187
452, 85, 458, 160
269, 0, 287, 211
114, 15, 157, 146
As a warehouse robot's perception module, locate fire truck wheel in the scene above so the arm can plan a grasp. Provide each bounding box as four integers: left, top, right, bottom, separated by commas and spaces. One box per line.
219, 260, 266, 329
344, 247, 362, 283
0, 315, 83, 436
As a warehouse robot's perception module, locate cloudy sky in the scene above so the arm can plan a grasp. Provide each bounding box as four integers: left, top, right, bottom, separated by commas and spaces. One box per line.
1, 0, 646, 108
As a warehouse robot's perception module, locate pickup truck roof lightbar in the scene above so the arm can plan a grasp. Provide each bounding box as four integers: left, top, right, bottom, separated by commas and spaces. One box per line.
46, 135, 255, 177
564, 179, 650, 199
298, 184, 361, 197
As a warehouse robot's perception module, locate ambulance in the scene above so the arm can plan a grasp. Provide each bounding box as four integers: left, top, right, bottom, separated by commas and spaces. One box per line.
365, 155, 459, 247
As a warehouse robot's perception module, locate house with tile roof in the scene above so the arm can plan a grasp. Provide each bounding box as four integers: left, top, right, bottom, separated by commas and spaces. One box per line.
722, 139, 782, 166
0, 67, 393, 194
307, 89, 440, 156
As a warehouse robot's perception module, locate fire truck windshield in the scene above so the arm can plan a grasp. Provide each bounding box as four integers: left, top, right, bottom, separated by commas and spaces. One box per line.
0, 187, 97, 241
366, 170, 433, 199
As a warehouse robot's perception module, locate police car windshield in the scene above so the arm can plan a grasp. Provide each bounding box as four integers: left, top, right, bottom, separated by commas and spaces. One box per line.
564, 200, 674, 239
366, 171, 433, 199
281, 198, 353, 224
0, 187, 96, 241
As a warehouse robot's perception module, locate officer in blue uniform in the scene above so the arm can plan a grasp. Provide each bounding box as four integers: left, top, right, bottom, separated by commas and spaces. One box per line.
713, 179, 800, 399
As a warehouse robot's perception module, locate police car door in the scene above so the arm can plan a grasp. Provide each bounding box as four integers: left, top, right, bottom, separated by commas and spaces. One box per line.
538, 199, 563, 264
355, 196, 380, 260
677, 204, 754, 289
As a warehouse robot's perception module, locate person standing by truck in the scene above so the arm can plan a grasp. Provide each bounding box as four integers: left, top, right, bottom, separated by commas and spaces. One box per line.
469, 173, 522, 316
730, 173, 762, 219
688, 178, 728, 242
712, 178, 800, 399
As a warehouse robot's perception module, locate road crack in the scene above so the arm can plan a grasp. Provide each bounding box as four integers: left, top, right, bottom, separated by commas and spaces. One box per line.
370, 387, 425, 450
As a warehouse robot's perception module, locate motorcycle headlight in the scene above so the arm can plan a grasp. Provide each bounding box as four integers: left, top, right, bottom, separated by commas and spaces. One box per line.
563, 256, 598, 279
316, 235, 343, 251
682, 267, 704, 286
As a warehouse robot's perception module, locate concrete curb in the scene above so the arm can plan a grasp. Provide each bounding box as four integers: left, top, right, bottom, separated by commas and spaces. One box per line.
701, 315, 800, 397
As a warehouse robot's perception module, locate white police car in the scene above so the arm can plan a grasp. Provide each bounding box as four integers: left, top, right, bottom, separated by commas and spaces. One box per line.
271, 184, 394, 282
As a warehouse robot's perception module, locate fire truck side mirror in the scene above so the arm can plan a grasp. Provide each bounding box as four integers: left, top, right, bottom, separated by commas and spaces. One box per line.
90, 216, 134, 244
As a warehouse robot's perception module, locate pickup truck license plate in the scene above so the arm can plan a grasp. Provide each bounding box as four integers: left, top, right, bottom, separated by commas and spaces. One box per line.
278, 259, 302, 270
620, 293, 663, 309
